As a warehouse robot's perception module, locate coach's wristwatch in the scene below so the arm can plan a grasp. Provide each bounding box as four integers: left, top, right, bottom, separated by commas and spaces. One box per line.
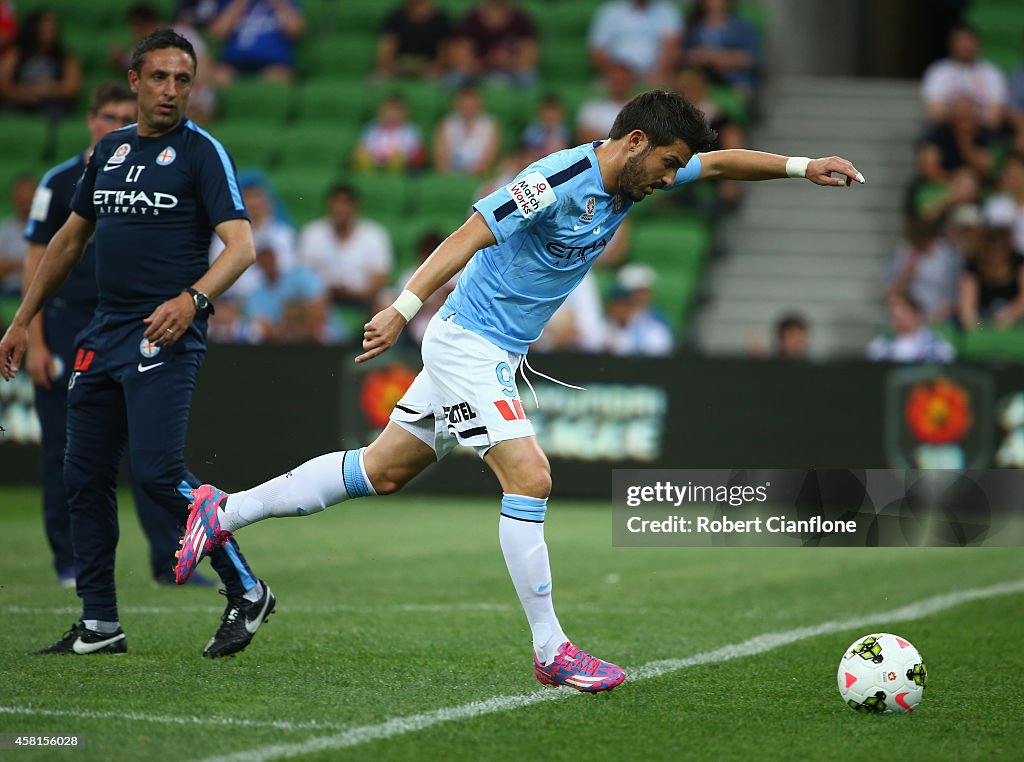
184, 287, 215, 317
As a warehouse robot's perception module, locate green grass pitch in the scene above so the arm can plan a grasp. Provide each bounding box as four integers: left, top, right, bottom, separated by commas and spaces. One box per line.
1, 486, 1022, 761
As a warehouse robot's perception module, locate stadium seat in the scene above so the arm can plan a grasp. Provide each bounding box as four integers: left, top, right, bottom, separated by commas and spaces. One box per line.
219, 80, 295, 124
345, 173, 416, 218
209, 122, 283, 171
413, 173, 482, 217
268, 168, 333, 226
0, 115, 53, 164
962, 327, 1024, 361
539, 39, 593, 83
278, 122, 359, 173
54, 119, 91, 160
308, 35, 378, 80
298, 78, 371, 124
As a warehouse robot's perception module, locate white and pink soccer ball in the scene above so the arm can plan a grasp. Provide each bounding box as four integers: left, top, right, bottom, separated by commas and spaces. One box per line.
837, 633, 927, 713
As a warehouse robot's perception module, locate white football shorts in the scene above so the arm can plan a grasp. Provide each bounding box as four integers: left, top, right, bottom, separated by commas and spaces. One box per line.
390, 313, 535, 459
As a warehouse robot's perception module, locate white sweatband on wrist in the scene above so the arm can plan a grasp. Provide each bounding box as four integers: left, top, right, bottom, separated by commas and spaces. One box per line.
786, 156, 811, 179
392, 289, 423, 321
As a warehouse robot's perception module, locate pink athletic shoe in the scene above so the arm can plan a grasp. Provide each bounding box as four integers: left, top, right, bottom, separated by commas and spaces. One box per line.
175, 485, 232, 585
534, 641, 627, 693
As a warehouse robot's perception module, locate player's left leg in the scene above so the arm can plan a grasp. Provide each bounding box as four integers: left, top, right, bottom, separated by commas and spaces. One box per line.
484, 436, 626, 692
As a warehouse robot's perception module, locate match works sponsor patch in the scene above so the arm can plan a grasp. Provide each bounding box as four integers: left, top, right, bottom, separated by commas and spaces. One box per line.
505, 171, 556, 219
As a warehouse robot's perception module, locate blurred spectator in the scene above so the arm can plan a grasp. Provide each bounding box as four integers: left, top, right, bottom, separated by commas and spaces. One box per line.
682, 0, 760, 100
0, 1, 16, 58
916, 96, 993, 183
375, 0, 452, 80
774, 313, 809, 359
447, 0, 537, 87
958, 228, 1024, 329
945, 203, 985, 267
353, 93, 428, 172
521, 94, 570, 162
588, 0, 682, 85
0, 9, 81, 117
917, 166, 981, 224
604, 263, 673, 356
884, 216, 961, 324
921, 23, 1007, 129
673, 65, 744, 206
0, 174, 36, 295
576, 62, 634, 143
299, 184, 394, 311
983, 152, 1024, 255
208, 0, 306, 85
434, 85, 501, 176
244, 248, 331, 344
175, 0, 222, 28
110, 3, 216, 122
213, 174, 297, 302
866, 293, 955, 363
391, 230, 458, 344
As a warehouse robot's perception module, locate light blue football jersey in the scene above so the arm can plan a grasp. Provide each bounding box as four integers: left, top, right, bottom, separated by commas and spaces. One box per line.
439, 141, 702, 354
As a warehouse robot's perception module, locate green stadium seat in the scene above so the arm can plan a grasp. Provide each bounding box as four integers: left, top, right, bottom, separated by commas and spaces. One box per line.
268, 168, 333, 225
298, 78, 370, 123
540, 39, 593, 83
962, 327, 1024, 361
55, 119, 91, 160
412, 173, 482, 217
209, 122, 283, 171
219, 80, 295, 124
526, 0, 596, 39
345, 172, 417, 218
329, 0, 393, 35
278, 123, 359, 173
0, 115, 54, 164
307, 35, 378, 80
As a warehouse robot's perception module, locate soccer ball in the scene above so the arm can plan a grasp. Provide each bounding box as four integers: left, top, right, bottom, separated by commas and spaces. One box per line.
837, 633, 927, 713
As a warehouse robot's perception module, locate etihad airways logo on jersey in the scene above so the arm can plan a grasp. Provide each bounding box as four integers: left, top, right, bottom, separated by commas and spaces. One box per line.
506, 170, 556, 218
546, 237, 608, 267
93, 189, 179, 216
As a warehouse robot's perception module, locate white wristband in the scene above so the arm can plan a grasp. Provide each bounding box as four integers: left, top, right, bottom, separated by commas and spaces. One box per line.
392, 289, 423, 321
786, 156, 810, 179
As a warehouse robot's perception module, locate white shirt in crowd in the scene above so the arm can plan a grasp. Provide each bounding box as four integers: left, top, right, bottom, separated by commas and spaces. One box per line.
588, 0, 682, 76
921, 57, 1008, 118
866, 329, 955, 363
211, 219, 298, 301
298, 217, 394, 295
983, 194, 1024, 254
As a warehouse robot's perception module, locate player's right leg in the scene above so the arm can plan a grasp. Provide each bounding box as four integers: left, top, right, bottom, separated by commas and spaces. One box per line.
34, 343, 129, 655
175, 422, 437, 584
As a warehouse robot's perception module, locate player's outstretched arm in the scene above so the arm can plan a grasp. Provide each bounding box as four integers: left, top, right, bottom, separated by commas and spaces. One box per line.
356, 212, 496, 364
0, 214, 94, 381
698, 149, 865, 187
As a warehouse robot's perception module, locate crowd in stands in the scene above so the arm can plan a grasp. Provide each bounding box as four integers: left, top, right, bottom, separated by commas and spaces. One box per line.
873, 17, 1024, 363
0, 0, 768, 356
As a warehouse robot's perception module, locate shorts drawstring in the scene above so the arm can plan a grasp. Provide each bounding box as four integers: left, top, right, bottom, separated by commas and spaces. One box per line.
518, 355, 587, 410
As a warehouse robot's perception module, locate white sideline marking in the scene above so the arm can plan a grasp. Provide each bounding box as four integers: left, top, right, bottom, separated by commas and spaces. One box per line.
0, 705, 347, 733
198, 579, 1024, 762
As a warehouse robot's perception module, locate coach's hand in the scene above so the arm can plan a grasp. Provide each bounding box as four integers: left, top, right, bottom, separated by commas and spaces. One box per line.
356, 306, 406, 364
143, 292, 196, 348
0, 322, 28, 381
26, 339, 55, 390
806, 156, 865, 187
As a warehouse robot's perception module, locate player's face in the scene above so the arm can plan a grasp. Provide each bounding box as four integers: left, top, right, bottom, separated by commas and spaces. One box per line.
129, 48, 195, 136
86, 99, 137, 143
619, 138, 692, 202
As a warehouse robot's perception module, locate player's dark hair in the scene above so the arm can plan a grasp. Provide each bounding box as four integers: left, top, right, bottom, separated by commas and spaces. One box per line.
90, 82, 136, 113
130, 28, 197, 74
609, 90, 717, 152
327, 183, 358, 203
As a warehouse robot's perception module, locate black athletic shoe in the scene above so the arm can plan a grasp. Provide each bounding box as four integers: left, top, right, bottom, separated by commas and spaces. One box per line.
203, 579, 276, 658
32, 622, 127, 655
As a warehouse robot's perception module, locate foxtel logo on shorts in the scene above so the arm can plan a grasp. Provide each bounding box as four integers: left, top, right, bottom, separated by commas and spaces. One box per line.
506, 171, 556, 218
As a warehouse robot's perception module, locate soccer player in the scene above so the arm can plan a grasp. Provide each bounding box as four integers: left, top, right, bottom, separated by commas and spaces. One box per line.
23, 81, 204, 589
0, 29, 274, 657
173, 90, 864, 691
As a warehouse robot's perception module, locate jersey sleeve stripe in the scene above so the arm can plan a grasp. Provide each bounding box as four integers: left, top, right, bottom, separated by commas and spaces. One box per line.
492, 199, 517, 222
546, 156, 592, 188
184, 121, 245, 211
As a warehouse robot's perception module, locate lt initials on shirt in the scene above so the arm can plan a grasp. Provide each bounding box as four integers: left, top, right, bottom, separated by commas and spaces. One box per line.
126, 165, 146, 183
